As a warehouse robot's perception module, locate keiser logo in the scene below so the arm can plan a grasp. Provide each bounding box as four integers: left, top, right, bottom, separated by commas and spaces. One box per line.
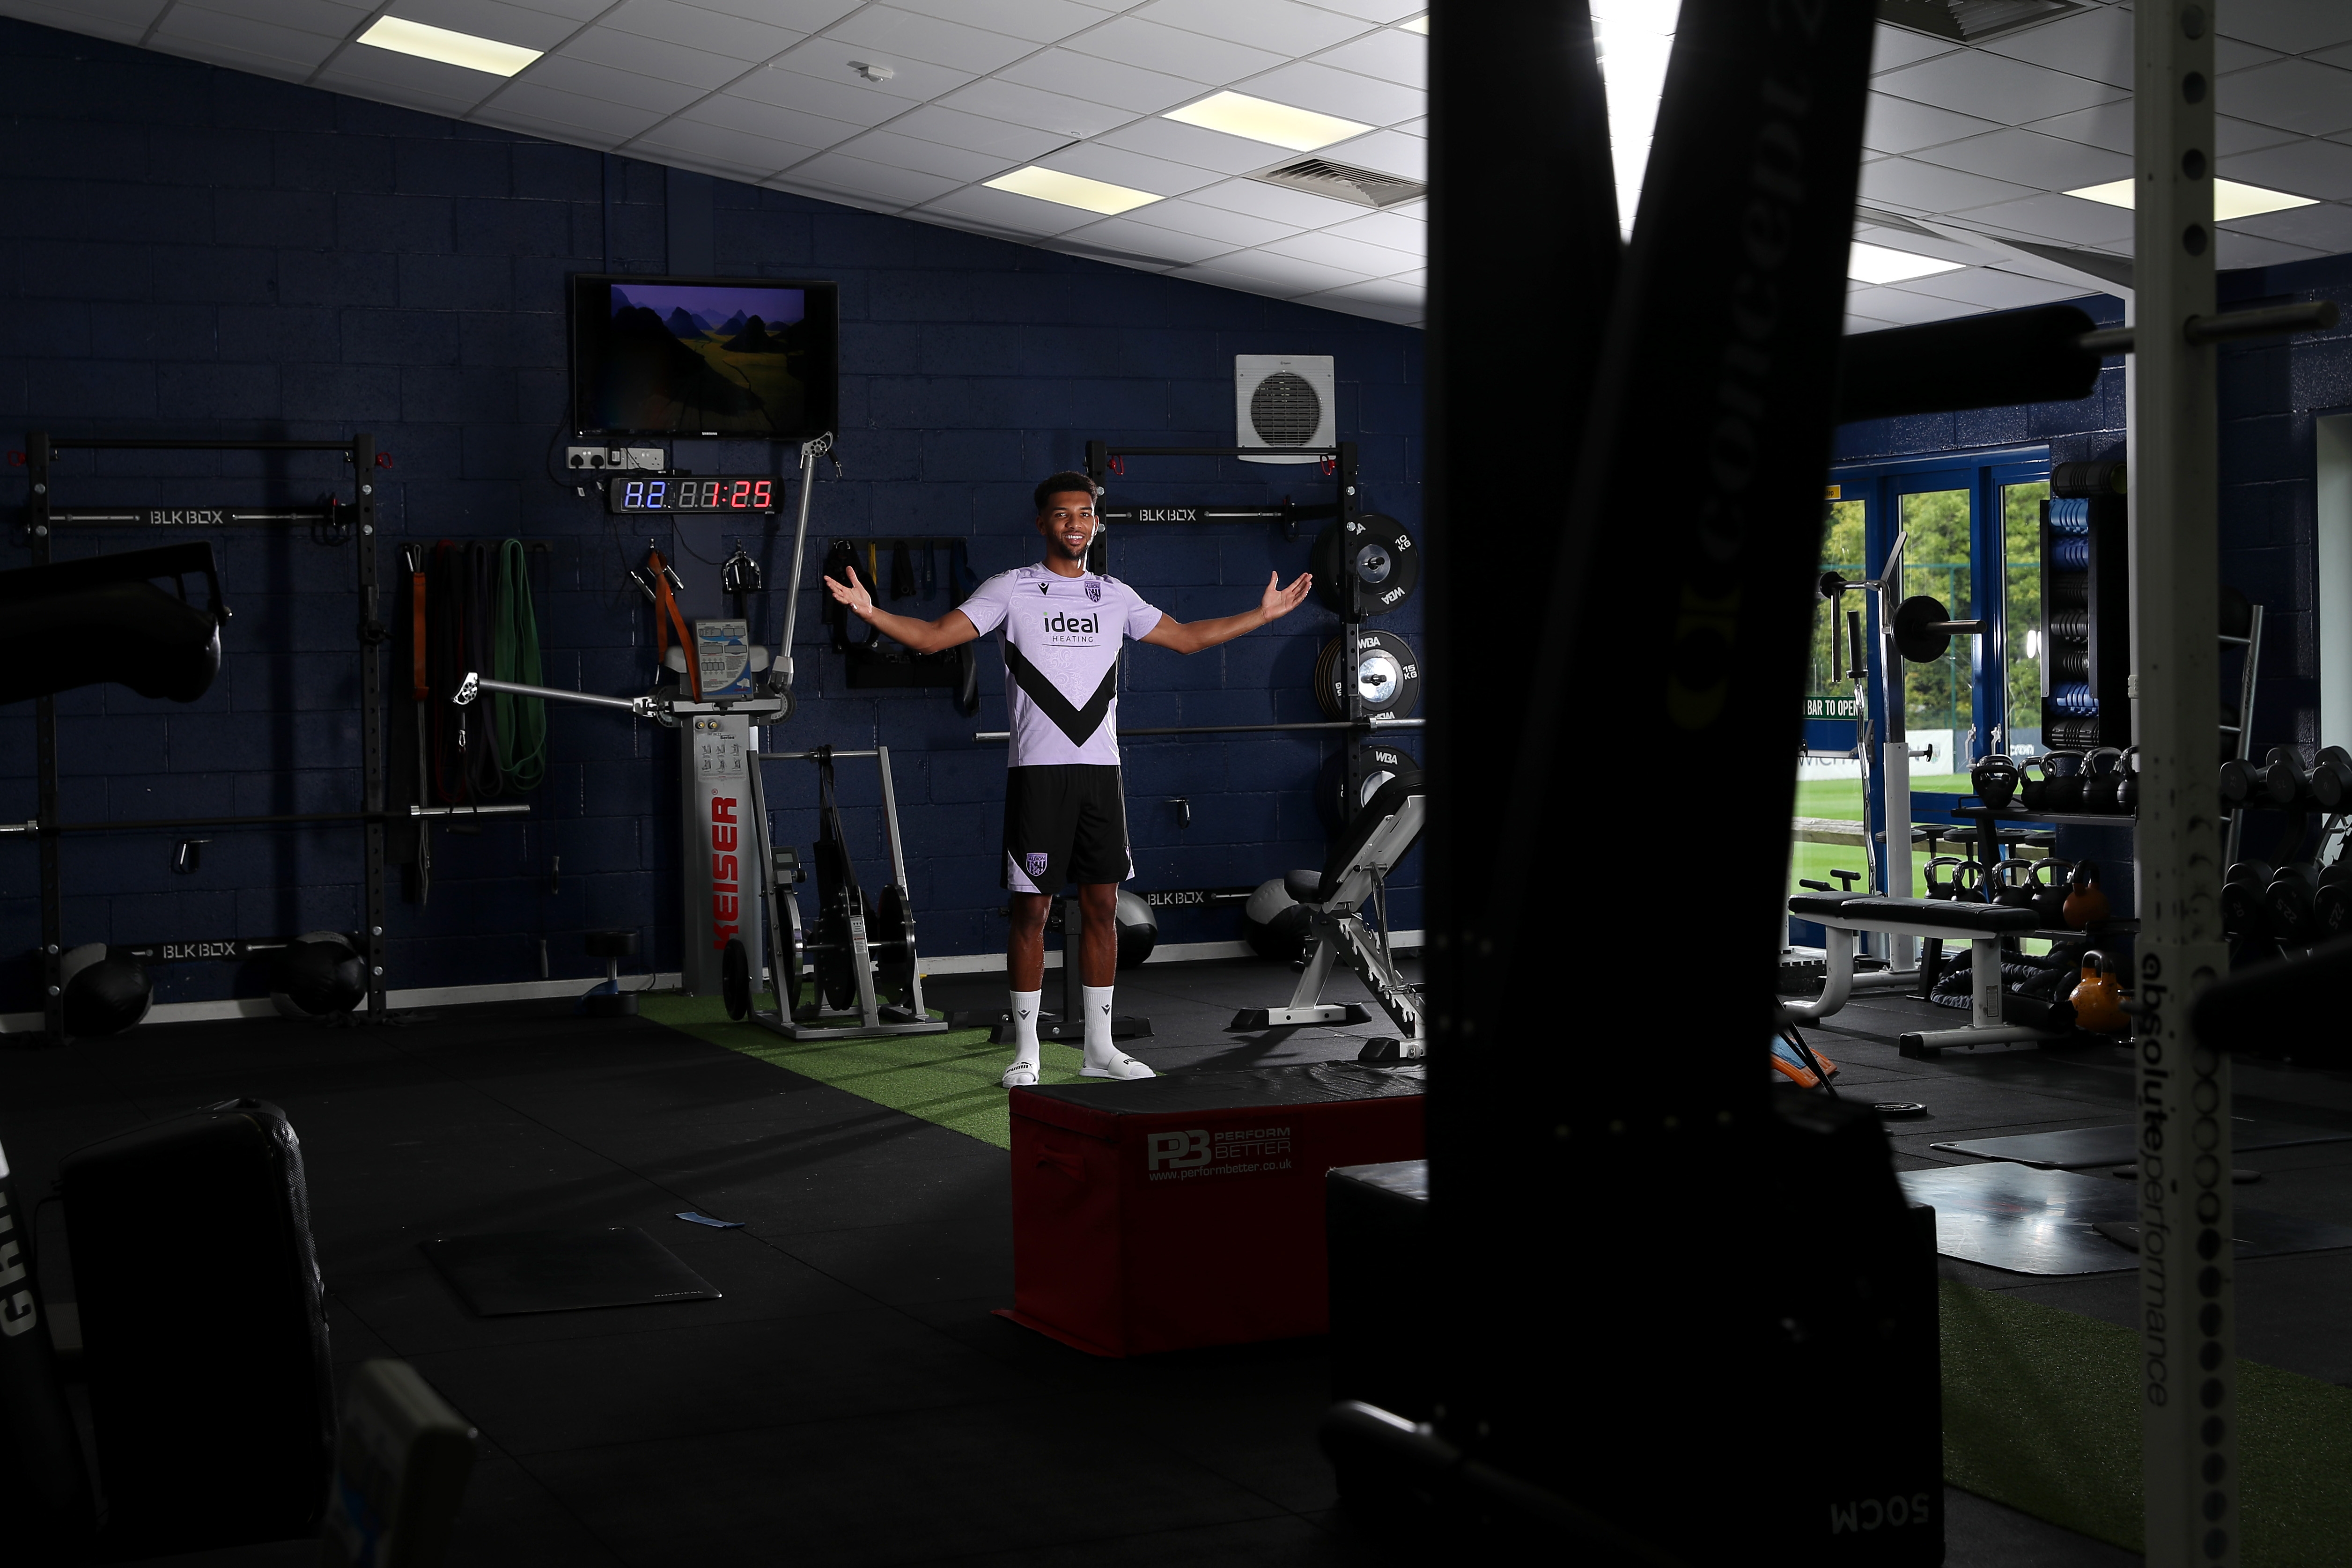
709, 795, 739, 950
1829, 1494, 1933, 1534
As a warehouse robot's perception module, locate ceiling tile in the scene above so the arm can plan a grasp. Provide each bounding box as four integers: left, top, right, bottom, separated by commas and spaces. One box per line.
194, 0, 366, 37
1883, 265, 2096, 310
1858, 157, 2041, 214
917, 183, 1106, 235
2220, 137, 2352, 199
558, 25, 745, 90
1908, 127, 2130, 191
512, 54, 707, 114
324, 40, 515, 107
1046, 240, 1179, 272
2215, 229, 2326, 267
821, 6, 1039, 74
1322, 208, 1424, 251
1978, 5, 2133, 89
1304, 0, 1424, 22
2220, 199, 2352, 252
1299, 280, 1422, 325
1870, 21, 1959, 75
789, 152, 968, 205
1056, 213, 1239, 262
1092, 114, 1298, 174
1950, 191, 2136, 247
1115, 197, 1295, 245
154, 6, 341, 70
1178, 249, 1371, 294
2323, 42, 2352, 71
688, 0, 863, 31
2216, 37, 2285, 72
761, 38, 976, 103
472, 82, 669, 144
1846, 310, 1903, 333
1319, 126, 1423, 180
887, 103, 1073, 160
996, 47, 1202, 112
760, 176, 907, 215
886, 0, 1106, 44
677, 92, 865, 151
0, 0, 159, 30
598, 0, 805, 59
1842, 285, 1987, 324
2216, 58, 2352, 136
1849, 225, 2005, 267
1258, 228, 1416, 274
628, 119, 812, 176
2028, 102, 2305, 159
715, 72, 904, 128
2214, 0, 2352, 57
1873, 49, 2127, 125
1390, 115, 1425, 138
1240, 59, 1423, 125
393, 0, 593, 50
1062, 15, 1286, 82
1132, 0, 1368, 59
1182, 175, 1366, 227
1309, 28, 1422, 89
828, 127, 1017, 182
1035, 140, 1226, 194
1861, 92, 2001, 155
936, 77, 1130, 137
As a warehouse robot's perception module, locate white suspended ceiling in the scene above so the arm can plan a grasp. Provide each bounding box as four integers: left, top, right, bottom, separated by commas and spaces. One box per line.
6, 0, 2352, 331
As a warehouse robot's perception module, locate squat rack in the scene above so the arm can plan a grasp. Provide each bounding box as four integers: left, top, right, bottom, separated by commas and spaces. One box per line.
13, 431, 421, 1035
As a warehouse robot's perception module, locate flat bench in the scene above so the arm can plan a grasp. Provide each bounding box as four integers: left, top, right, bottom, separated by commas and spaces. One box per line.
1785, 893, 2062, 1059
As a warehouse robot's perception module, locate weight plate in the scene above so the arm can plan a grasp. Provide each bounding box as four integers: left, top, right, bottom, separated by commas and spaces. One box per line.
783, 908, 812, 1016
873, 884, 917, 1002
1322, 741, 1419, 830
814, 905, 858, 1011
1892, 594, 1954, 664
722, 938, 752, 1022
1311, 514, 1419, 616
1314, 631, 1421, 721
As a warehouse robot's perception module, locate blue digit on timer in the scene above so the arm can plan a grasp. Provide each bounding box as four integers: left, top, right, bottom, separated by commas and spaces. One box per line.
648, 480, 666, 508
623, 480, 643, 508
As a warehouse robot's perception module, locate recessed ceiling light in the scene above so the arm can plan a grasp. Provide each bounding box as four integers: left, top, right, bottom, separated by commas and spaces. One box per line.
2065, 177, 2317, 221
356, 15, 541, 77
1400, 14, 1429, 32
983, 167, 1161, 216
1850, 241, 1965, 285
1163, 92, 1371, 154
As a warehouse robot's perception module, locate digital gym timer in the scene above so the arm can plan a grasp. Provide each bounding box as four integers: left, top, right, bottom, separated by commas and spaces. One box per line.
607, 478, 779, 514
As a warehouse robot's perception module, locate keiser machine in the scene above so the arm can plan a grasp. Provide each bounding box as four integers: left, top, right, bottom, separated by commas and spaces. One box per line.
461, 433, 947, 1040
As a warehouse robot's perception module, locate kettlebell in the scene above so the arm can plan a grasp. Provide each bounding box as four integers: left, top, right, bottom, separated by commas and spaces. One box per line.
2063, 861, 2111, 928
2222, 860, 2275, 941
2081, 748, 2123, 812
1992, 859, 2039, 911
1922, 855, 1963, 901
2030, 858, 2074, 927
2069, 950, 2129, 1033
2113, 746, 2140, 812
1971, 753, 2020, 810
2042, 750, 2087, 811
2018, 756, 2050, 811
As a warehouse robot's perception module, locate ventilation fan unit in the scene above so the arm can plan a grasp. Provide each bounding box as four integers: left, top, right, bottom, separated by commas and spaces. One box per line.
1236, 355, 1335, 465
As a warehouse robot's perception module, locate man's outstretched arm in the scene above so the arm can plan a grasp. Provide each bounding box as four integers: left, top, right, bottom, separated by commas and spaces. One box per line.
824, 565, 981, 654
1138, 572, 1313, 655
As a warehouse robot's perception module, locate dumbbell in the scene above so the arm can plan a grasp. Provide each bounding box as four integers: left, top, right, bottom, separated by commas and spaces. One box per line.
2222, 860, 2275, 940
2219, 757, 2261, 807
2311, 854, 2352, 939
1797, 868, 1865, 894
2263, 860, 2323, 942
2262, 746, 2346, 810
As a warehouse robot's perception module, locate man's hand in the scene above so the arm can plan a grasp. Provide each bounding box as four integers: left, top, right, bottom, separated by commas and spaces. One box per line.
823, 563, 874, 621
1261, 571, 1313, 623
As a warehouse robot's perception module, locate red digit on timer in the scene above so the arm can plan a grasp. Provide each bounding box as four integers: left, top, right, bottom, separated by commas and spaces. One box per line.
704, 481, 721, 508
753, 480, 772, 508
729, 480, 749, 508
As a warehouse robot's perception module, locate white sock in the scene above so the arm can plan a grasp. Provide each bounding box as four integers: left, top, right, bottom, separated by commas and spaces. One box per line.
1082, 985, 1115, 1065
1008, 989, 1041, 1067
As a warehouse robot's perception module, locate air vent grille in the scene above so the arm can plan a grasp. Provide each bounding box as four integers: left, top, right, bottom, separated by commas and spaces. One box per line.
1249, 372, 1323, 448
1877, 0, 2085, 43
1250, 158, 1426, 211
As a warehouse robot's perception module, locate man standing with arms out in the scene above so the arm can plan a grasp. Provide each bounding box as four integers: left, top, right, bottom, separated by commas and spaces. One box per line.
824, 471, 1312, 1086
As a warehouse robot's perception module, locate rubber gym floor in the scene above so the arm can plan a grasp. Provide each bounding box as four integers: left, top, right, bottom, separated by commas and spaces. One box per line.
12, 957, 2347, 1566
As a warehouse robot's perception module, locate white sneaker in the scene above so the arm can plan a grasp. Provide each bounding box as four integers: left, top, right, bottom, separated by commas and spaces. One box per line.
1081, 1054, 1156, 1080
1001, 1060, 1040, 1088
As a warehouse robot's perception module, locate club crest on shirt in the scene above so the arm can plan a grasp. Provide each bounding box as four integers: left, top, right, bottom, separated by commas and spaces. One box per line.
1086, 580, 1102, 602
1025, 852, 1049, 876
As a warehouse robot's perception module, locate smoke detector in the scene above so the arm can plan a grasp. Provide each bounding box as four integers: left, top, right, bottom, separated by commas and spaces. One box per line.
1235, 355, 1335, 466
848, 60, 895, 82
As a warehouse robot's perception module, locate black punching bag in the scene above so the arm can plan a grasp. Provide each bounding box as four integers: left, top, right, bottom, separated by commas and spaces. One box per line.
0, 1141, 96, 1557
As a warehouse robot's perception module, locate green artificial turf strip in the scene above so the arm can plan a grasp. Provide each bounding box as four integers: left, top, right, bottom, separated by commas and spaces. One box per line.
1940, 1279, 2352, 1565
637, 991, 1086, 1150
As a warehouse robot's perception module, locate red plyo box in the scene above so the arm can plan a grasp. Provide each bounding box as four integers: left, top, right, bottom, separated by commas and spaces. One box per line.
1000, 1063, 1425, 1356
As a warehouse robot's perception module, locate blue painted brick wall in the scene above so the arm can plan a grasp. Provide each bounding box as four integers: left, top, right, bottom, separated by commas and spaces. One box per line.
0, 19, 1423, 1009
1833, 253, 2352, 770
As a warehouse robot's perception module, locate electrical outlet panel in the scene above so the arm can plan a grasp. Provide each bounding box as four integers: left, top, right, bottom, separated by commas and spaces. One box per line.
566, 446, 668, 472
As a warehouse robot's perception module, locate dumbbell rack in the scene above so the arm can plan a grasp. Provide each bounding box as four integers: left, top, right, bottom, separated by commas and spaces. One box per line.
2037, 478, 2131, 752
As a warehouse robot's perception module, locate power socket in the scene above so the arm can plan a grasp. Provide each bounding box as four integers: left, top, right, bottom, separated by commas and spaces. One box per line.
565, 446, 667, 471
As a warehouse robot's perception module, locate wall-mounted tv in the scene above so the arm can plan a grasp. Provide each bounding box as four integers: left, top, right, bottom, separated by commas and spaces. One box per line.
570, 274, 839, 441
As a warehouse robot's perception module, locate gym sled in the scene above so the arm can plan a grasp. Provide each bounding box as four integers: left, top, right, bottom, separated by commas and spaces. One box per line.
1231, 770, 1427, 1061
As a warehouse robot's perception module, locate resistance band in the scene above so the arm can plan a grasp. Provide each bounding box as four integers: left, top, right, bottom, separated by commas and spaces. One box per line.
491, 539, 545, 792
643, 546, 701, 701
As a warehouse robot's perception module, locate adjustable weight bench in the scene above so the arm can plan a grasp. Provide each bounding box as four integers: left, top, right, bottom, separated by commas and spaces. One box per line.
1785, 892, 2060, 1059
1230, 771, 1427, 1062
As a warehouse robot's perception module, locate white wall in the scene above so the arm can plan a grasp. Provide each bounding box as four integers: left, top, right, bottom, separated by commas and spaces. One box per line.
2321, 414, 2352, 750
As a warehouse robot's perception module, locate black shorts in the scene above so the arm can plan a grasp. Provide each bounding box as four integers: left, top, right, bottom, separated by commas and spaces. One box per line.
1002, 765, 1131, 893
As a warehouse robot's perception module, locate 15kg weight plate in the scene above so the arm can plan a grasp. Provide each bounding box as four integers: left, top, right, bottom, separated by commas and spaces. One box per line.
1312, 514, 1419, 616
1314, 631, 1421, 721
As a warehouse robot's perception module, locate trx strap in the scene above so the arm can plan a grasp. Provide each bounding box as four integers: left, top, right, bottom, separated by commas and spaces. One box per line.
822, 539, 877, 654
889, 538, 914, 600
643, 546, 701, 701
491, 539, 546, 792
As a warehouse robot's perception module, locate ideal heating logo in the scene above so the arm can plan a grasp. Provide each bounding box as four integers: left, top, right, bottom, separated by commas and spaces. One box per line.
1145, 1126, 1294, 1181
1042, 609, 1099, 645
1829, 1493, 1933, 1534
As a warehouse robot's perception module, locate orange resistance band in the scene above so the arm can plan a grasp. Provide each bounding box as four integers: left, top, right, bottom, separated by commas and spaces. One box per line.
646, 548, 701, 701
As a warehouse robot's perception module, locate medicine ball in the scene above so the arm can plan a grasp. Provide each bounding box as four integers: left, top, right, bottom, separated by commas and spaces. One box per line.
59, 942, 154, 1037
272, 931, 368, 1020
1241, 878, 1312, 963
1114, 889, 1158, 970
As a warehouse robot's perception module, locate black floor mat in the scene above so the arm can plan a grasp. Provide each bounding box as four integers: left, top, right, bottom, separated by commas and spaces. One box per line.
1929, 1116, 2352, 1169
1899, 1163, 2352, 1275
421, 1228, 722, 1317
